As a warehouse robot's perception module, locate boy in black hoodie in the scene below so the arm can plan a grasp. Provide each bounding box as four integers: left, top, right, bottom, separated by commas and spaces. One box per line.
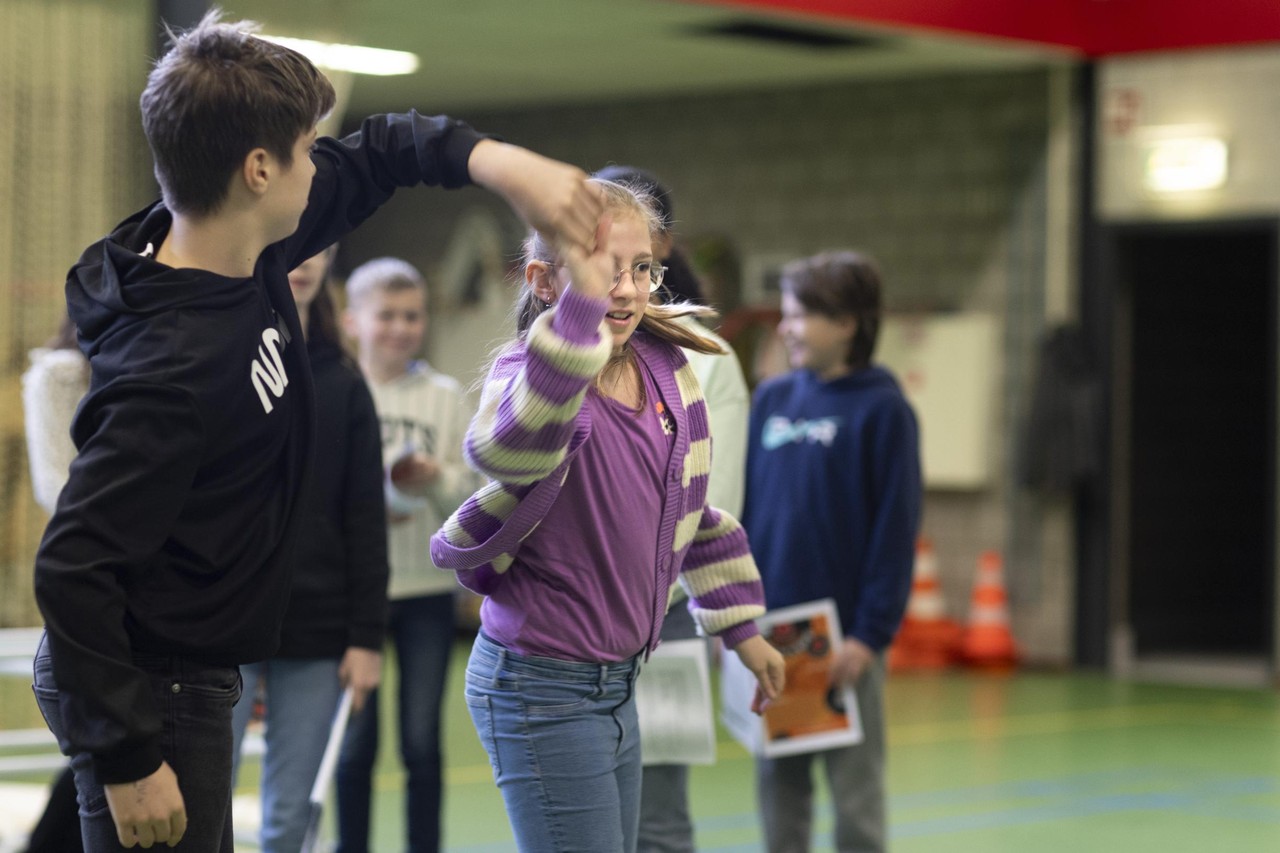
31, 12, 602, 852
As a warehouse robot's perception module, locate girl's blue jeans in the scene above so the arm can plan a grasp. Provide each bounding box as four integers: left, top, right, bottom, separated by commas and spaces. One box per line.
465, 630, 643, 853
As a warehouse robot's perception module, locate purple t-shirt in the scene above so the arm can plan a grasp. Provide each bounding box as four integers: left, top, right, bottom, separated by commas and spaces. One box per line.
481, 359, 677, 662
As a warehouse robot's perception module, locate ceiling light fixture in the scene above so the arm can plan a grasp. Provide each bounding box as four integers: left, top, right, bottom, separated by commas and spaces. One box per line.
262, 35, 419, 76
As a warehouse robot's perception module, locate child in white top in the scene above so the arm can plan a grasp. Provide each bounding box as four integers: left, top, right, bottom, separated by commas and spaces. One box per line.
22, 319, 89, 515
20, 316, 87, 853
336, 257, 477, 853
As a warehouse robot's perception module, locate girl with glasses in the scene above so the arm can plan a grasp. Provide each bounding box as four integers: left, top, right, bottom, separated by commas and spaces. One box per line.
431, 179, 785, 852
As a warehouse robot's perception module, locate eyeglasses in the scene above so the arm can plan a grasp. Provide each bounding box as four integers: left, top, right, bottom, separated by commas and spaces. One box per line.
545, 260, 667, 292
614, 261, 666, 293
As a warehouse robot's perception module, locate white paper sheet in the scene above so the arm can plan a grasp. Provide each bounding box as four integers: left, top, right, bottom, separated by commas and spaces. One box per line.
635, 638, 716, 766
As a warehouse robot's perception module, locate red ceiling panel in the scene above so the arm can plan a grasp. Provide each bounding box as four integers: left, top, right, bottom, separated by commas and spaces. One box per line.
1079, 0, 1280, 56
693, 0, 1280, 56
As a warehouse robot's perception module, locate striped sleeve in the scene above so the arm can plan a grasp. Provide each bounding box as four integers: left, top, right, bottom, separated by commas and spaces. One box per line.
464, 290, 610, 484
677, 505, 765, 648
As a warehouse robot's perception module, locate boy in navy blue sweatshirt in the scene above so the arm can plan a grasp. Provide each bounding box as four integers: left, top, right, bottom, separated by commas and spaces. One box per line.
31, 12, 601, 851
742, 251, 922, 853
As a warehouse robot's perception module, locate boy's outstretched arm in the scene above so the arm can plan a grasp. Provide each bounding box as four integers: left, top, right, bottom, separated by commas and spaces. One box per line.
466, 139, 604, 255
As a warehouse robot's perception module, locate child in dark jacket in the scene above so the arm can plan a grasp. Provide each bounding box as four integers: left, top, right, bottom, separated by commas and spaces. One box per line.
336, 258, 477, 853
229, 247, 388, 853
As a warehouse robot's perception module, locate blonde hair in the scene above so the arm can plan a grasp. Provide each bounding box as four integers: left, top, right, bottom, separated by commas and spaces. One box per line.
512, 179, 723, 356
345, 257, 427, 309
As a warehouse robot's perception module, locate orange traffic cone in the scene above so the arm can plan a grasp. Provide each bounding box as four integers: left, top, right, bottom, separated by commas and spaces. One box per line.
959, 550, 1019, 669
889, 538, 961, 671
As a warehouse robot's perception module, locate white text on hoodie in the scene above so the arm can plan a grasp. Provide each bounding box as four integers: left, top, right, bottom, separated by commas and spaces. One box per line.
251, 327, 289, 414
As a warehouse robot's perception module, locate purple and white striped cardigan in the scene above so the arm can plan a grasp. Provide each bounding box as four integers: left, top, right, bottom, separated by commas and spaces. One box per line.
429, 289, 765, 649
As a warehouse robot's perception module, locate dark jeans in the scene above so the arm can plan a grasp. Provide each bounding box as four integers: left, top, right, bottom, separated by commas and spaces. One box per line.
336, 593, 455, 853
32, 632, 241, 853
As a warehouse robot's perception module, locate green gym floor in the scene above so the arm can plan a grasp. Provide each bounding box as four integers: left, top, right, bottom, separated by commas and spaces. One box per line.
3, 636, 1280, 852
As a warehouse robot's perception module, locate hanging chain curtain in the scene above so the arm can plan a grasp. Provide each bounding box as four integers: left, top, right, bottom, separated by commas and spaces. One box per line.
0, 0, 153, 626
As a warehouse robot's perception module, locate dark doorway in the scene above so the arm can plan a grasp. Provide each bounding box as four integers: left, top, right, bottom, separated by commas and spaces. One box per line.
1115, 221, 1276, 661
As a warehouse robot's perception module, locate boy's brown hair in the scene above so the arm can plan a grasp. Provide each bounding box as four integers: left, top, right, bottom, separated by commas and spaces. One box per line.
140, 10, 336, 217
780, 251, 883, 370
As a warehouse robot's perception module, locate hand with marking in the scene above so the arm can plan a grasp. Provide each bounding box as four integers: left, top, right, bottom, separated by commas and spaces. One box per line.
103, 762, 187, 848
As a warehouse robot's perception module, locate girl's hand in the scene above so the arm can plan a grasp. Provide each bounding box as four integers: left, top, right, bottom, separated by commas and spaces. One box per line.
561, 216, 614, 302
733, 634, 786, 715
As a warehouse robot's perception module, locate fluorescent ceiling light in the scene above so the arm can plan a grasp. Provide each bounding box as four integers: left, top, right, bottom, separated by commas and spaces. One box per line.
1143, 136, 1228, 193
262, 35, 419, 76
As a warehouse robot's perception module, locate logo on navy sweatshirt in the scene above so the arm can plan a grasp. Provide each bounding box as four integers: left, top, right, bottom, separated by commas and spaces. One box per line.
250, 327, 289, 414
762, 415, 841, 449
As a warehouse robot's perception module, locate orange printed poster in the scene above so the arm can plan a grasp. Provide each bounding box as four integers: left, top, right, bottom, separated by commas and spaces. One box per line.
720, 599, 862, 757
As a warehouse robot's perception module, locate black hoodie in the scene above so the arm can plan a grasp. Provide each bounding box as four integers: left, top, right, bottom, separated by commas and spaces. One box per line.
275, 340, 389, 658
34, 111, 482, 784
